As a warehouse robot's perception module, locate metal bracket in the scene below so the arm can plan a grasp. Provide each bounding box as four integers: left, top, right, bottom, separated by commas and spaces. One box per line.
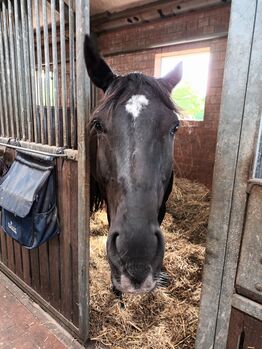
246, 178, 262, 193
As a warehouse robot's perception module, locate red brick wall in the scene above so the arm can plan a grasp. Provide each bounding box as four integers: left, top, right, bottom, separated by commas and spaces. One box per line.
97, 5, 231, 188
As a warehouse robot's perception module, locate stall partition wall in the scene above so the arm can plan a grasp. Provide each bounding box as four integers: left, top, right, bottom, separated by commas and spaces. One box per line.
196, 0, 262, 347
0, 0, 90, 343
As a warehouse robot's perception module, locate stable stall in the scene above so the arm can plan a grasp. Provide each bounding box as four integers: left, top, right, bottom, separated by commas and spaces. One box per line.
0, 0, 90, 344
0, 0, 261, 348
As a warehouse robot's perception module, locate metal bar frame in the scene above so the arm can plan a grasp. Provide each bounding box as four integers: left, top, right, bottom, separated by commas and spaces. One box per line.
2, 1, 14, 137
0, 6, 9, 136
51, 0, 60, 147
43, 0, 52, 145
59, 0, 68, 147
20, 0, 32, 141
27, 0, 38, 143
0, 137, 78, 160
14, 0, 26, 140
0, 0, 90, 342
0, 69, 4, 136
8, 0, 20, 139
69, 0, 76, 149
35, 0, 45, 144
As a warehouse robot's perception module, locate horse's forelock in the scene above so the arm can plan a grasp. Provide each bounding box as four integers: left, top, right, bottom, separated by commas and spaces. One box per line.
92, 73, 179, 117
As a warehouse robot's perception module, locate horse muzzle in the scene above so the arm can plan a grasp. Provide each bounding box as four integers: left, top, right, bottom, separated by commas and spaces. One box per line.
112, 272, 157, 294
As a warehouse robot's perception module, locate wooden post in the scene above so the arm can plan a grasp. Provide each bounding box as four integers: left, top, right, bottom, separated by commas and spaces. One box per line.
76, 0, 90, 343
196, 0, 262, 348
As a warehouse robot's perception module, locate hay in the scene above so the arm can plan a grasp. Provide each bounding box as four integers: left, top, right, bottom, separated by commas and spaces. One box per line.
90, 178, 210, 349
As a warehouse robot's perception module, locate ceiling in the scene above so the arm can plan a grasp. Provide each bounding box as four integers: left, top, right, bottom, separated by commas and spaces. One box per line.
90, 0, 159, 16
90, 0, 230, 33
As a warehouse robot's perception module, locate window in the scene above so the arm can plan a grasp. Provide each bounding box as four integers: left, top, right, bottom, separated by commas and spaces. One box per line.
155, 49, 210, 121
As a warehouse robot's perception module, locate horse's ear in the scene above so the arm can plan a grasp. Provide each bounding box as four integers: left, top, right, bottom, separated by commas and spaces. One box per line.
159, 62, 183, 92
84, 35, 116, 92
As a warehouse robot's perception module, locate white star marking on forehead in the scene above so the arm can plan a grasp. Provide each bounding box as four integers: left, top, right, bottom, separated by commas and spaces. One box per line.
125, 94, 149, 119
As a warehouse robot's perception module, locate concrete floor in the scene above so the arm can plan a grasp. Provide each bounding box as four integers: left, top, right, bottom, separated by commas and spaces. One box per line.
0, 271, 86, 349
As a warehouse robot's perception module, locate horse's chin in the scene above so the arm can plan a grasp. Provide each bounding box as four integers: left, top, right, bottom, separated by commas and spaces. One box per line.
111, 273, 157, 294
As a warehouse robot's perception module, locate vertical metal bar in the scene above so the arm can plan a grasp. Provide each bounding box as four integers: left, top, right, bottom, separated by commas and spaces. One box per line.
0, 7, 8, 137
43, 0, 52, 145
0, 87, 3, 136
27, 0, 38, 143
69, 0, 76, 149
35, 0, 45, 144
0, 4, 3, 135
2, 1, 14, 137
20, 0, 32, 141
76, 0, 90, 341
8, 0, 20, 139
51, 0, 59, 147
14, 0, 26, 140
59, 0, 68, 147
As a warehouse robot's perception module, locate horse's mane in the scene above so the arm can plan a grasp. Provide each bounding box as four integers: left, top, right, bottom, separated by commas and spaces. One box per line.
90, 175, 105, 213
90, 72, 179, 214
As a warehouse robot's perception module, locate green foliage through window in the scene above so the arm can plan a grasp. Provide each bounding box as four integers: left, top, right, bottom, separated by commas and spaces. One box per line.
171, 81, 205, 121
159, 50, 210, 121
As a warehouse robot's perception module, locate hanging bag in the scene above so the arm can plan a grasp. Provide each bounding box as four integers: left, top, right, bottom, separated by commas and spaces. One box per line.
0, 151, 59, 248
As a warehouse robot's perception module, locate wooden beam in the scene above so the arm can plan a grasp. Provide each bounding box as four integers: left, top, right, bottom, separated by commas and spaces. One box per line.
91, 0, 231, 33
76, 0, 90, 343
232, 294, 262, 322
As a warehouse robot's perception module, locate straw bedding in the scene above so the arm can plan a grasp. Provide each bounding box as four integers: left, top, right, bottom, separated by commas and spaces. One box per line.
90, 178, 210, 349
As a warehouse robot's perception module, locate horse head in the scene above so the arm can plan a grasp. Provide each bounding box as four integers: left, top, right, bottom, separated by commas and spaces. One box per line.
85, 35, 182, 293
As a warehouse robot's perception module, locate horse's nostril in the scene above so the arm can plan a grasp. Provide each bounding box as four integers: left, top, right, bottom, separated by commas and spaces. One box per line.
108, 231, 120, 253
154, 229, 165, 262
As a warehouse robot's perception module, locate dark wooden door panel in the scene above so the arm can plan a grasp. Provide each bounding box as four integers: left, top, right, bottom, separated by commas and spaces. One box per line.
236, 183, 262, 304
227, 308, 262, 349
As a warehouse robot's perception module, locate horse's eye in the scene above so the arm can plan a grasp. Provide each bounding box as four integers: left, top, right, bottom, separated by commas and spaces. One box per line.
170, 124, 179, 135
93, 120, 103, 133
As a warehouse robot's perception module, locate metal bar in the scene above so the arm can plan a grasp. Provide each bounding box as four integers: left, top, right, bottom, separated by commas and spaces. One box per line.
43, 0, 52, 145
0, 6, 8, 136
76, 0, 90, 341
0, 139, 77, 160
35, 0, 45, 144
0, 71, 4, 136
8, 0, 20, 139
246, 178, 262, 193
59, 0, 68, 147
20, 0, 32, 141
2, 2, 14, 138
69, 0, 76, 149
27, 0, 38, 143
0, 142, 66, 158
14, 0, 26, 140
51, 0, 60, 147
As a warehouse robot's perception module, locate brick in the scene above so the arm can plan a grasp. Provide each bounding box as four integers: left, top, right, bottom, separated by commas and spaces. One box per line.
96, 5, 230, 188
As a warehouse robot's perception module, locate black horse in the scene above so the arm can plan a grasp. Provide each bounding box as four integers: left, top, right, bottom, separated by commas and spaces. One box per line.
85, 35, 182, 294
